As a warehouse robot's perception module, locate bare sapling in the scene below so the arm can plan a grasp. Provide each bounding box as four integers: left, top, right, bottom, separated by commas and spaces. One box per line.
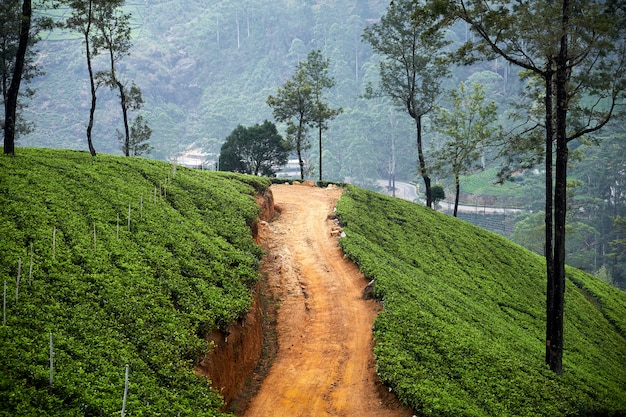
49, 331, 54, 389
172, 157, 177, 179
15, 258, 21, 302
3, 280, 6, 326
121, 364, 129, 417
29, 243, 33, 286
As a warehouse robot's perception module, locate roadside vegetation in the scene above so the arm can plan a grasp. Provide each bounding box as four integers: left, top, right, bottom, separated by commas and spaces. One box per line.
0, 148, 270, 416
336, 185, 626, 416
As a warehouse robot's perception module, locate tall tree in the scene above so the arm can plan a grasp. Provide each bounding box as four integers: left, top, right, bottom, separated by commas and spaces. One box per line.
3, 0, 31, 155
267, 67, 313, 180
433, 82, 499, 217
301, 50, 342, 182
65, 0, 97, 156
93, 1, 136, 156
362, 0, 450, 208
219, 120, 291, 176
428, 0, 626, 374
65, 0, 124, 157
115, 84, 146, 156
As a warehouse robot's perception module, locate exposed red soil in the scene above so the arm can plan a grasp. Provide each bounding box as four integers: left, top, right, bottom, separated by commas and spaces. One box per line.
240, 183, 414, 417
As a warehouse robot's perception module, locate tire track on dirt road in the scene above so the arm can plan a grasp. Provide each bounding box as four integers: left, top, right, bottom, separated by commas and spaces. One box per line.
242, 184, 413, 417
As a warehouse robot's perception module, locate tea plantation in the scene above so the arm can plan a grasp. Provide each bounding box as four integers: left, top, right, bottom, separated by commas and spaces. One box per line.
336, 185, 626, 416
0, 148, 270, 416
2, 149, 625, 416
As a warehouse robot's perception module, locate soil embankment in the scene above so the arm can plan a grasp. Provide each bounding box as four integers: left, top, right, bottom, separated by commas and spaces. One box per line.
242, 183, 413, 417
195, 188, 275, 406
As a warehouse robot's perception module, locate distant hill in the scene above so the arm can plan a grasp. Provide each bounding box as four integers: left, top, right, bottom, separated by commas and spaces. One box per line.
19, 0, 516, 184
336, 186, 626, 416
0, 148, 269, 416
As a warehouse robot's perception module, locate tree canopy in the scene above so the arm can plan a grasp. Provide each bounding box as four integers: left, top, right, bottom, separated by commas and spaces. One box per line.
425, 0, 626, 374
433, 81, 499, 217
362, 0, 450, 207
219, 120, 291, 176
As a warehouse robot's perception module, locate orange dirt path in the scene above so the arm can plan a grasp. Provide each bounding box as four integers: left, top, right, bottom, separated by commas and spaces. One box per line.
243, 184, 413, 417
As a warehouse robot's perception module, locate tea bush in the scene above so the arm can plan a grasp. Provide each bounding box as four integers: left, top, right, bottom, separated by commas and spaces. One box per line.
336, 185, 626, 416
0, 148, 270, 416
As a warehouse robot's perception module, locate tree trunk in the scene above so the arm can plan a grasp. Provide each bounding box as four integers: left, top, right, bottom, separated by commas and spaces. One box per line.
544, 68, 556, 369
3, 0, 31, 155
547, 0, 570, 376
117, 81, 130, 156
415, 115, 432, 207
454, 174, 460, 217
318, 122, 323, 182
297, 118, 305, 180
84, 1, 97, 157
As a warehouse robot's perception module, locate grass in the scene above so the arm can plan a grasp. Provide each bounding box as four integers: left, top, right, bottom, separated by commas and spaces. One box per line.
0, 148, 270, 416
336, 185, 626, 416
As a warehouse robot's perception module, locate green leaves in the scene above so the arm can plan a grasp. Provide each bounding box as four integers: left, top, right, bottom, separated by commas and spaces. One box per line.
0, 148, 265, 416
336, 185, 626, 416
219, 120, 291, 176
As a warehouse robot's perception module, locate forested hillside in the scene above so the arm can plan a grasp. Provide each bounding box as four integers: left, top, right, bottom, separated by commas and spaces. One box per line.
0, 148, 269, 416
9, 0, 626, 285
20, 0, 517, 181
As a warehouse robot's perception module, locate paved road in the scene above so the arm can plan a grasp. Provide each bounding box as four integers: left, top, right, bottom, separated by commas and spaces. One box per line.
376, 180, 521, 215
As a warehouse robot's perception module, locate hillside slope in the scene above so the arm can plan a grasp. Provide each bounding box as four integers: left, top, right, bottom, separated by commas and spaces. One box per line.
0, 148, 270, 416
336, 186, 626, 416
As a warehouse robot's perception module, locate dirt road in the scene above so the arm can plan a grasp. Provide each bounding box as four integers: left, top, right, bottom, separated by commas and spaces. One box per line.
243, 184, 413, 417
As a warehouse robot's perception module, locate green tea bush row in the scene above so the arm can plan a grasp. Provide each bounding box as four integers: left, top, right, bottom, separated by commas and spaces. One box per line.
0, 148, 270, 416
336, 185, 626, 416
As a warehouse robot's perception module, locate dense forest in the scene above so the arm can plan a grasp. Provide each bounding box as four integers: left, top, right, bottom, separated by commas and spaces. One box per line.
6, 0, 626, 287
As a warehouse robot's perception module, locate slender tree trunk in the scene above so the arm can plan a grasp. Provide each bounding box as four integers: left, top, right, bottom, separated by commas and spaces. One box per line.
106, 33, 130, 156
297, 118, 305, 180
544, 68, 556, 368
454, 174, 460, 217
117, 81, 130, 156
415, 115, 432, 207
3, 0, 31, 155
547, 0, 570, 376
318, 122, 323, 182
84, 1, 97, 157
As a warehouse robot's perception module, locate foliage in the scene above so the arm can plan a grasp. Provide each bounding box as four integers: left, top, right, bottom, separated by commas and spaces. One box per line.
219, 120, 290, 177
362, 0, 450, 208
432, 82, 499, 216
431, 183, 445, 204
300, 49, 342, 181
0, 148, 270, 416
335, 185, 626, 416
122, 113, 152, 157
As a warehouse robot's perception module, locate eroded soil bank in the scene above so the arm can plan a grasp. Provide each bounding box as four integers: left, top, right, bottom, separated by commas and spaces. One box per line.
194, 188, 275, 407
